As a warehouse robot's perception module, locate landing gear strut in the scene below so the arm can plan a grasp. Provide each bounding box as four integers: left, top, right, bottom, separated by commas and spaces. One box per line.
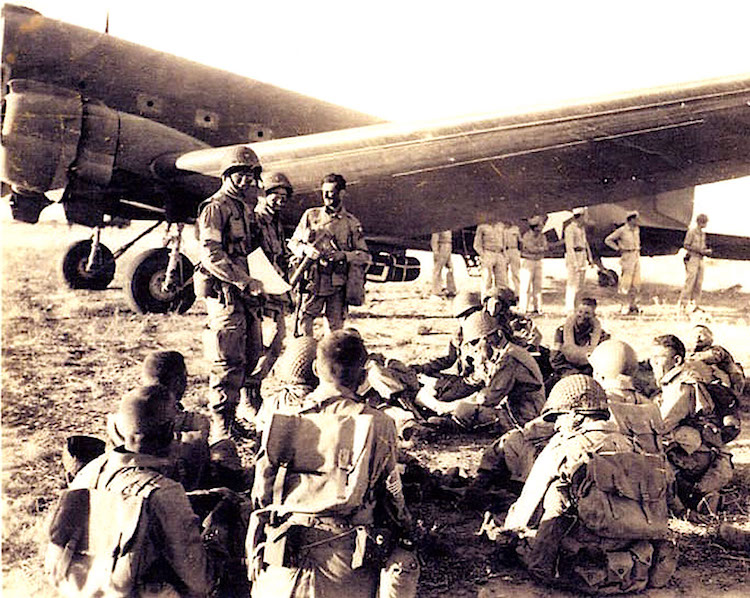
125, 223, 196, 314
61, 229, 116, 290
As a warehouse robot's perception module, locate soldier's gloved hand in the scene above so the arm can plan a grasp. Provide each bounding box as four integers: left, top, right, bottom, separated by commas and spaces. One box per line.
303, 245, 321, 260
328, 250, 346, 262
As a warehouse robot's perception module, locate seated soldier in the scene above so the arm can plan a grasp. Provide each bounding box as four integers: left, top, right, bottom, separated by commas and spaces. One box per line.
497, 375, 677, 595
473, 339, 662, 498
256, 335, 319, 427
685, 324, 745, 394
107, 352, 247, 491
61, 385, 214, 597
416, 311, 545, 433
650, 334, 734, 515
412, 290, 481, 377
142, 350, 211, 440
249, 330, 419, 598
549, 297, 609, 386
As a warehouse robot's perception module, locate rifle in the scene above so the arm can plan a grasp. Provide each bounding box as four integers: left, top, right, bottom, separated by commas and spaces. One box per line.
290, 235, 340, 337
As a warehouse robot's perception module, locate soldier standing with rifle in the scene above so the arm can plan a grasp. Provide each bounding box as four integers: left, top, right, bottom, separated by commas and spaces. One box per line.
288, 173, 370, 336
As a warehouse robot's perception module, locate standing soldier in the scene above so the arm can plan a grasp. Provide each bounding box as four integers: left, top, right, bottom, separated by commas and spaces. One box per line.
430, 229, 456, 297
474, 219, 507, 298
519, 215, 548, 314
678, 213, 712, 313
288, 173, 370, 336
242, 171, 295, 413
194, 146, 264, 442
604, 210, 641, 314
504, 220, 522, 295
564, 207, 593, 312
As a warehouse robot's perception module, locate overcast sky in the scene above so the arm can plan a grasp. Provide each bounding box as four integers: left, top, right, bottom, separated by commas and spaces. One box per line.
8, 0, 750, 232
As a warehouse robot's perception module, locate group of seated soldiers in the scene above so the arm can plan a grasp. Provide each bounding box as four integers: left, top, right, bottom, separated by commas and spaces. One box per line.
45, 287, 745, 597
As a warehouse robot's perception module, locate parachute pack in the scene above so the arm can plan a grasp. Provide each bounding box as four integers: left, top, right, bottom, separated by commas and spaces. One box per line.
699, 380, 742, 443
44, 471, 162, 598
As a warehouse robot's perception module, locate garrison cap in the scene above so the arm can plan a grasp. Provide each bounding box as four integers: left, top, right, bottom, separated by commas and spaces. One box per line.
528, 215, 544, 227
277, 336, 318, 385
453, 290, 482, 318
626, 210, 639, 220
573, 207, 586, 216
461, 311, 499, 344
589, 339, 638, 378
542, 374, 609, 421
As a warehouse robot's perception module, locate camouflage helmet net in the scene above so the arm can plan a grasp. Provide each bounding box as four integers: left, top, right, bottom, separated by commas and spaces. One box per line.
277, 336, 318, 385
461, 311, 499, 345
542, 374, 609, 421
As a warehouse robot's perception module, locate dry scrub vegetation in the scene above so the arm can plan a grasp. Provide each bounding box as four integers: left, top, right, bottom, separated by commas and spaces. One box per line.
3, 221, 750, 597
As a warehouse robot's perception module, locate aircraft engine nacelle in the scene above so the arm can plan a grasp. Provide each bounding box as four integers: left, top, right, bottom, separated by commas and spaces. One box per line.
1, 79, 118, 193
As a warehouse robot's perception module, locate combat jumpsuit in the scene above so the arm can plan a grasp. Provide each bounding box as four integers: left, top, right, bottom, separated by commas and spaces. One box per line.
70, 448, 211, 597
430, 230, 456, 296
679, 224, 708, 309
474, 221, 508, 297
604, 223, 641, 310
288, 205, 369, 335
250, 385, 417, 598
563, 220, 590, 312
196, 190, 263, 437
519, 228, 548, 313
248, 206, 292, 390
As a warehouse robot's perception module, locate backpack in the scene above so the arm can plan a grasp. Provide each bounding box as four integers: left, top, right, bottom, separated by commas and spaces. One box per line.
701, 380, 742, 443
574, 451, 670, 540
256, 411, 376, 515
44, 464, 162, 598
247, 410, 378, 576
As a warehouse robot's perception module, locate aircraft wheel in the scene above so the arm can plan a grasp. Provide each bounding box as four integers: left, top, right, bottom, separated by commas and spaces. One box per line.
61, 239, 116, 290
126, 248, 195, 314
597, 268, 619, 288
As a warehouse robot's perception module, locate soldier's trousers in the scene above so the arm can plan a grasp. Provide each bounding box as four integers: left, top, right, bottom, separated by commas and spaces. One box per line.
204, 294, 262, 426
431, 244, 456, 296
479, 251, 508, 298
299, 288, 346, 336
679, 255, 704, 306
619, 252, 641, 304
564, 263, 586, 312
506, 248, 521, 294
520, 258, 543, 312
249, 306, 287, 386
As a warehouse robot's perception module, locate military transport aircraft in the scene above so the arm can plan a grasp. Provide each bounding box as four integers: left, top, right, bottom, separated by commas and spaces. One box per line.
2, 4, 750, 313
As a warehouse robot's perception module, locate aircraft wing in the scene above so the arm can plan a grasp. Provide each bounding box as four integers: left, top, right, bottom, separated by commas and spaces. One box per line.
174, 74, 750, 238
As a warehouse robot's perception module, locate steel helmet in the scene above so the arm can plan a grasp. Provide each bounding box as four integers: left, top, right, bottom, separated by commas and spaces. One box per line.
277, 336, 318, 385
542, 374, 609, 421
461, 311, 499, 345
262, 171, 293, 194
220, 145, 262, 178
453, 290, 482, 318
589, 339, 638, 379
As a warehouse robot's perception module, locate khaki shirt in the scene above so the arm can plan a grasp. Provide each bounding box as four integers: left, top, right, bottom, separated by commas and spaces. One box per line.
604, 224, 641, 253
520, 229, 548, 260
71, 449, 210, 597
474, 222, 506, 254
564, 220, 590, 269
504, 225, 521, 252
683, 225, 707, 258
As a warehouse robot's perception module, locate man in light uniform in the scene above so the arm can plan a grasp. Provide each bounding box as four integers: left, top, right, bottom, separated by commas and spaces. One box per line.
504, 221, 522, 294
605, 210, 642, 314
678, 213, 712, 313
564, 207, 593, 312
288, 173, 370, 336
519, 215, 548, 314
474, 219, 508, 298
430, 230, 456, 297
195, 146, 264, 442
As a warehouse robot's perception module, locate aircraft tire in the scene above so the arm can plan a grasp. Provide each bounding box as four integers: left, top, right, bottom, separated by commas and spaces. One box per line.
597, 268, 619, 288
126, 248, 195, 314
61, 240, 116, 290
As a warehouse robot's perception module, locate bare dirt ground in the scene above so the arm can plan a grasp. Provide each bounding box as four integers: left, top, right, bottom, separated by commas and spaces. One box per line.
4, 221, 750, 597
